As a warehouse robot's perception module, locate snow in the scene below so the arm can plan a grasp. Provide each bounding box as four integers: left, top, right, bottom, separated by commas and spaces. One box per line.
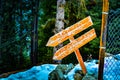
104, 55, 120, 80
0, 64, 57, 80
67, 60, 98, 80
0, 54, 120, 80
0, 61, 98, 80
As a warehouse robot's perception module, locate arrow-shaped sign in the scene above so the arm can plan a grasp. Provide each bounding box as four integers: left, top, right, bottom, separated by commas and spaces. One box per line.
46, 16, 93, 47
46, 16, 97, 75
53, 29, 96, 60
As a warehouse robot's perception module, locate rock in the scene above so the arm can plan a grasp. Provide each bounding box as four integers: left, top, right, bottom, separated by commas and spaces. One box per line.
74, 70, 84, 80
48, 63, 74, 80
48, 69, 65, 80
74, 73, 83, 80
82, 74, 96, 80
65, 63, 74, 74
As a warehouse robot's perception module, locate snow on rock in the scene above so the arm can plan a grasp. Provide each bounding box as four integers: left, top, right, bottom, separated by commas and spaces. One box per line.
67, 60, 99, 80
66, 64, 81, 80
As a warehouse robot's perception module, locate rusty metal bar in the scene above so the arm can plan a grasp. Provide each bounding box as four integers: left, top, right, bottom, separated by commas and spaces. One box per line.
98, 0, 109, 80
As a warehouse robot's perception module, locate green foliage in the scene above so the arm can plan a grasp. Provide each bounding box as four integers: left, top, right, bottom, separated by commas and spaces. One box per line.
37, 0, 102, 64
61, 0, 101, 63
83, 37, 100, 59
38, 18, 55, 64
109, 0, 120, 10
38, 0, 102, 64
0, 0, 34, 73
37, 0, 56, 64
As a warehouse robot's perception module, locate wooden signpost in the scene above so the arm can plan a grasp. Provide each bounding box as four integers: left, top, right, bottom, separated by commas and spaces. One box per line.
53, 29, 96, 60
46, 16, 97, 74
46, 16, 93, 47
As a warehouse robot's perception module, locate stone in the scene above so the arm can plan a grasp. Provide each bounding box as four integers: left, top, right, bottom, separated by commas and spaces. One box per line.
82, 74, 96, 80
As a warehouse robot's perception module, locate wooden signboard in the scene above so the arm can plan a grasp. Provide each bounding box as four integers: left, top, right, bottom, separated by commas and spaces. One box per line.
46, 16, 97, 74
53, 29, 96, 60
46, 16, 93, 47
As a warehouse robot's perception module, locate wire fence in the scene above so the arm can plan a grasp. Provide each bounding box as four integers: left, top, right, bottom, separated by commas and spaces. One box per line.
104, 9, 120, 80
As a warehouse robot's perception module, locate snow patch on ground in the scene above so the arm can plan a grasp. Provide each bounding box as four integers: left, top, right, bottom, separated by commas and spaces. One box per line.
0, 64, 57, 80
67, 60, 98, 80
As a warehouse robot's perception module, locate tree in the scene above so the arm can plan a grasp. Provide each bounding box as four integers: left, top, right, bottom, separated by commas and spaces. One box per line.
0, 0, 3, 59
0, 0, 36, 73
38, 0, 56, 64
53, 0, 66, 63
31, 0, 40, 65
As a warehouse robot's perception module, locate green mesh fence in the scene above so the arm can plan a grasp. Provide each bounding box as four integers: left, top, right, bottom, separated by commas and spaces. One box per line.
103, 9, 120, 80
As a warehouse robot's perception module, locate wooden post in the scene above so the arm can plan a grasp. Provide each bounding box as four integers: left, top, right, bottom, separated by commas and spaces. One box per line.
98, 0, 109, 80
69, 37, 86, 74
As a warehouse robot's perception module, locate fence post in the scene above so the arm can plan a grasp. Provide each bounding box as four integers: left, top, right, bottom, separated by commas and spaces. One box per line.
98, 0, 109, 80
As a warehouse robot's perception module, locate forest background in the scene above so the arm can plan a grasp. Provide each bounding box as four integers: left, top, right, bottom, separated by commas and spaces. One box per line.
0, 0, 119, 74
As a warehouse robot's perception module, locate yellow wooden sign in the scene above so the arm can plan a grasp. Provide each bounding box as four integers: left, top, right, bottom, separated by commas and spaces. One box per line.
46, 16, 96, 74
53, 29, 96, 60
46, 16, 93, 47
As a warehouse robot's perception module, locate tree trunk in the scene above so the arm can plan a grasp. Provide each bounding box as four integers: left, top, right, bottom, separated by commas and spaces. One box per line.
0, 34, 1, 59
53, 0, 65, 63
0, 0, 2, 59
19, 0, 23, 66
31, 0, 39, 65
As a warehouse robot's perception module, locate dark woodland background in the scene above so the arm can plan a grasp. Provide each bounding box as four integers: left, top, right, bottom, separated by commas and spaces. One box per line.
0, 0, 120, 74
